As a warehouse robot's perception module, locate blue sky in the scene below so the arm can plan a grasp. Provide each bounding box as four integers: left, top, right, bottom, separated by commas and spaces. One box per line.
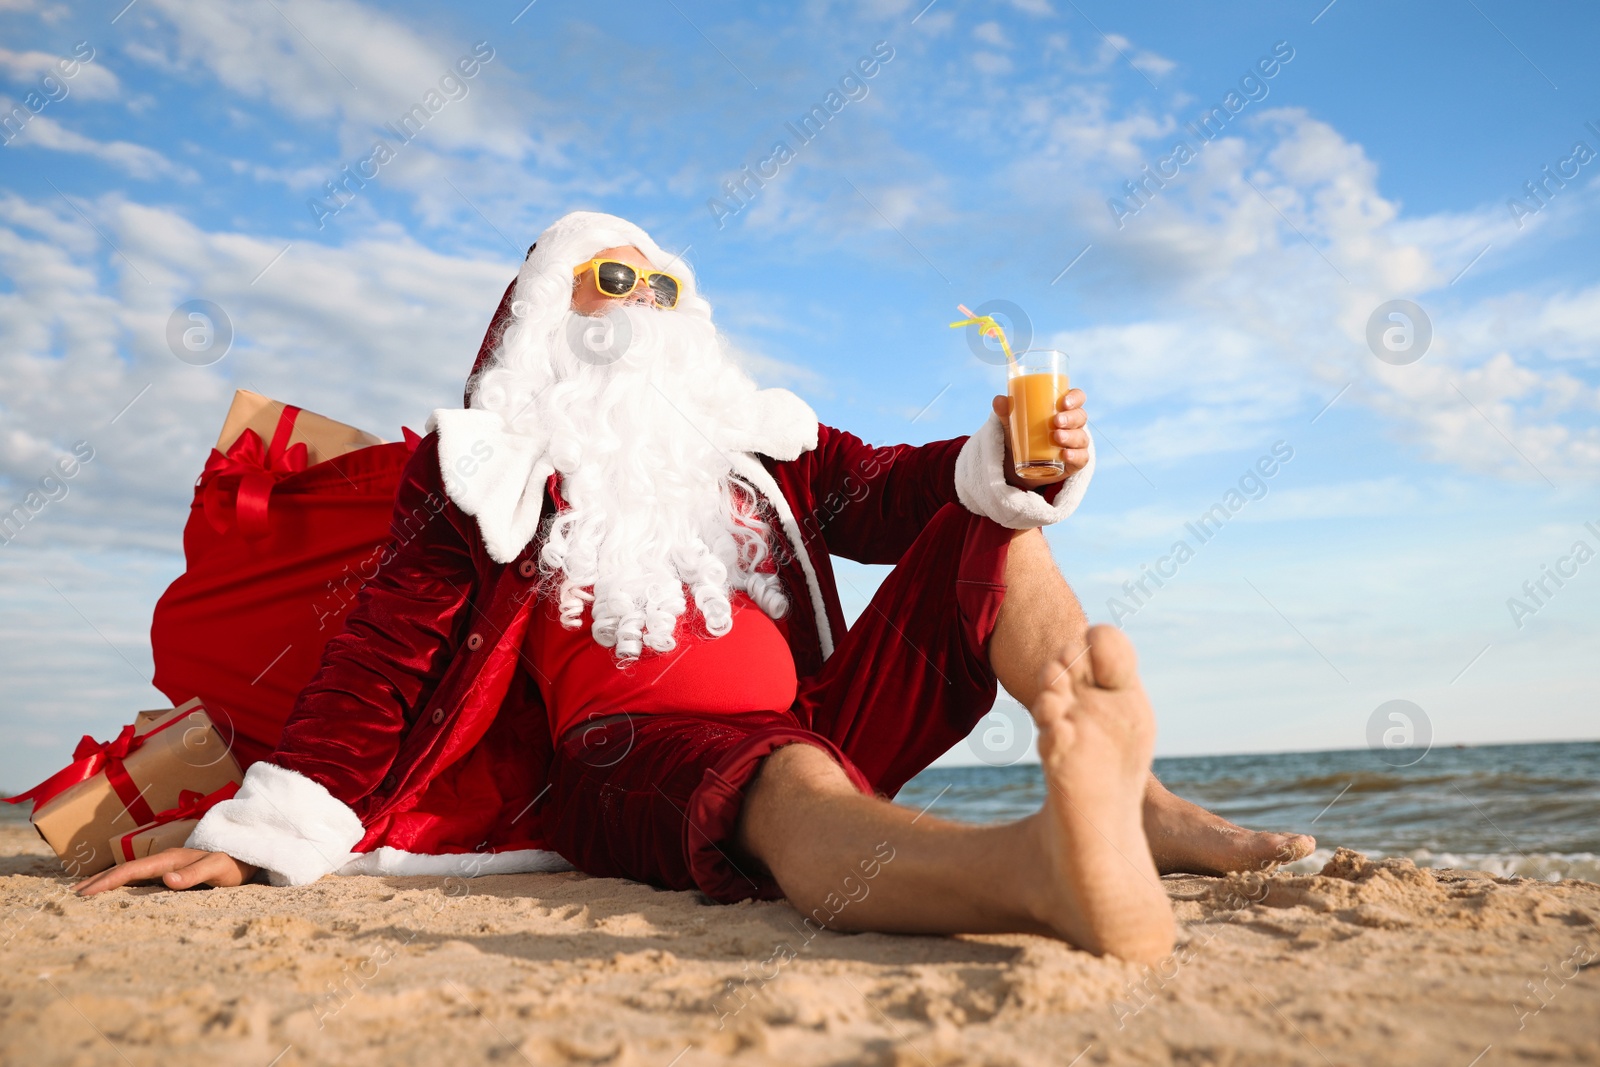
1, 0, 1597, 788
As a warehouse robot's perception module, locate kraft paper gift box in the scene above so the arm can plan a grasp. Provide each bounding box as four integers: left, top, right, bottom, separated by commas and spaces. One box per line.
20, 699, 244, 877
216, 389, 384, 467
133, 706, 176, 734
111, 819, 199, 865
108, 779, 241, 866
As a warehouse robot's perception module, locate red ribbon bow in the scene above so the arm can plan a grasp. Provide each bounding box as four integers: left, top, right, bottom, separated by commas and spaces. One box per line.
198, 405, 308, 541
144, 780, 240, 828
4, 706, 220, 829
115, 781, 241, 862
4, 722, 150, 818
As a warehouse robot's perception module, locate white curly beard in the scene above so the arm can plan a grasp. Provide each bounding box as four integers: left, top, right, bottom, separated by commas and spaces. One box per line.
469, 301, 789, 661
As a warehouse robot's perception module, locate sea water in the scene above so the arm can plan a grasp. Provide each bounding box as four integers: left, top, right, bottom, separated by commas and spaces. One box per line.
901, 740, 1600, 882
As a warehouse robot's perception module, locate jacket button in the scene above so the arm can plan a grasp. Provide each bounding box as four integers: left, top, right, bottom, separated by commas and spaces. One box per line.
431, 707, 445, 724
380, 773, 397, 791
518, 559, 536, 578
466, 632, 484, 651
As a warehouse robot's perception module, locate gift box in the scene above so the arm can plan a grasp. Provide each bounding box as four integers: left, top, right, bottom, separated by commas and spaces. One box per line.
133, 707, 174, 734
109, 780, 240, 865
6, 699, 244, 876
217, 389, 384, 467
115, 819, 198, 863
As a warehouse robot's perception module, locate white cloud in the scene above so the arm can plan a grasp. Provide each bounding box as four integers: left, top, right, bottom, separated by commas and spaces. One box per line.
722, 335, 827, 393
0, 0, 59, 14
1130, 50, 1177, 79
2, 110, 194, 180
0, 46, 122, 100
971, 50, 1013, 75
1516, 281, 1600, 360
1364, 349, 1600, 483
1102, 32, 1176, 80
102, 0, 592, 241
972, 21, 1010, 48
126, 0, 537, 160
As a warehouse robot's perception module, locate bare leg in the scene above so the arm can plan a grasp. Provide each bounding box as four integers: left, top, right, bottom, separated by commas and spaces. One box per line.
988, 529, 1314, 873
738, 626, 1177, 964
1143, 777, 1314, 874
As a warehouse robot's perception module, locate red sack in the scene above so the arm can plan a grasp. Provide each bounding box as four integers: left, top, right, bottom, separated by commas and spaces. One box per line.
151, 403, 417, 770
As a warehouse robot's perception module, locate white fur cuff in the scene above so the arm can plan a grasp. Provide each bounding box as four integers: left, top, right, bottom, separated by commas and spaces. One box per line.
954, 413, 1095, 528
185, 761, 366, 887
335, 847, 573, 878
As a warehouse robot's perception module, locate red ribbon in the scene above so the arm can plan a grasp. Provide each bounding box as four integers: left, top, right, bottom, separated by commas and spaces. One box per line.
150, 780, 240, 824
197, 405, 308, 540
115, 781, 240, 862
4, 723, 144, 813
3, 706, 207, 819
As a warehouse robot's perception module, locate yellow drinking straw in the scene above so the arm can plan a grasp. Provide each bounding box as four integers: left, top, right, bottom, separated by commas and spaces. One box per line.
949, 304, 1015, 364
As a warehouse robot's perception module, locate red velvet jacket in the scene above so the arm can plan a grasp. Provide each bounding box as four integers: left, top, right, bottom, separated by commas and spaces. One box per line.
271, 424, 973, 858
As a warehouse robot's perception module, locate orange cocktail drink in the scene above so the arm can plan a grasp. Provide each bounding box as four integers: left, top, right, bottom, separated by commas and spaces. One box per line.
1006, 349, 1069, 478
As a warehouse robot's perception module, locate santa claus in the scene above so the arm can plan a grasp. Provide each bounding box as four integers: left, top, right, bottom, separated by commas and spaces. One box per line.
76, 211, 1313, 963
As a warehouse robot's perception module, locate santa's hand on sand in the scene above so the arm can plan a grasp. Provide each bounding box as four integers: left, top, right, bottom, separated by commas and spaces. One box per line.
73, 848, 259, 895
74, 211, 1317, 967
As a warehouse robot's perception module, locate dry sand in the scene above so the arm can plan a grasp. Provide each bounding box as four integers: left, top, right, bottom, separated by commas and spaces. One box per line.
2, 824, 1597, 1067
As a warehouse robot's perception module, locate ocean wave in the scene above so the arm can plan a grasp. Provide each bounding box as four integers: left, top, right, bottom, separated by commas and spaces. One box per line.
1283, 848, 1600, 883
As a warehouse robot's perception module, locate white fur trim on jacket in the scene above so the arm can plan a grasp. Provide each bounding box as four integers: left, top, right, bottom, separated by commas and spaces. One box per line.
954, 413, 1095, 529
428, 407, 554, 565
717, 387, 818, 462
186, 761, 366, 887
335, 847, 572, 878
186, 762, 575, 886
730, 452, 834, 660
428, 387, 819, 566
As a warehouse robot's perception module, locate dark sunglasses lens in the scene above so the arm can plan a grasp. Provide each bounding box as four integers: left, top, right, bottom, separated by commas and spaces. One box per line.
648, 273, 680, 307
595, 261, 637, 295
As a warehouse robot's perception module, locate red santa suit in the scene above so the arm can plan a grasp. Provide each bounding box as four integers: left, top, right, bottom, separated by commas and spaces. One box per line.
187, 211, 1096, 897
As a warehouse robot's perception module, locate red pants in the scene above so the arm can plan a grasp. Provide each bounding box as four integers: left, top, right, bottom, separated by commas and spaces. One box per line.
544, 503, 1014, 902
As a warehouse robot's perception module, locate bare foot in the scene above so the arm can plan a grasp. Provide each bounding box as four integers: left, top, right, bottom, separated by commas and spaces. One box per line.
1024, 625, 1176, 964
1143, 780, 1315, 876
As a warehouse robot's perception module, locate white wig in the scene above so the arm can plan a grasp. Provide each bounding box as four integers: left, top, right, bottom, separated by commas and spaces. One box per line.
468, 211, 787, 660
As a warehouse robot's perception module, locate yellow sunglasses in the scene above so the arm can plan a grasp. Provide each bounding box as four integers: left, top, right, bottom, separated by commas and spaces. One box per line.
571, 258, 683, 309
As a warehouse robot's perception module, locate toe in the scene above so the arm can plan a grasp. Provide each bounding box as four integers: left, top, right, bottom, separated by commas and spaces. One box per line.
1029, 681, 1077, 742
1085, 625, 1139, 691
1282, 833, 1316, 862
1255, 833, 1315, 870
1030, 643, 1094, 716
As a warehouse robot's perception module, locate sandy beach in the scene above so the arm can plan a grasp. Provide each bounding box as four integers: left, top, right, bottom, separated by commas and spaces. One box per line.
2, 825, 1597, 1066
